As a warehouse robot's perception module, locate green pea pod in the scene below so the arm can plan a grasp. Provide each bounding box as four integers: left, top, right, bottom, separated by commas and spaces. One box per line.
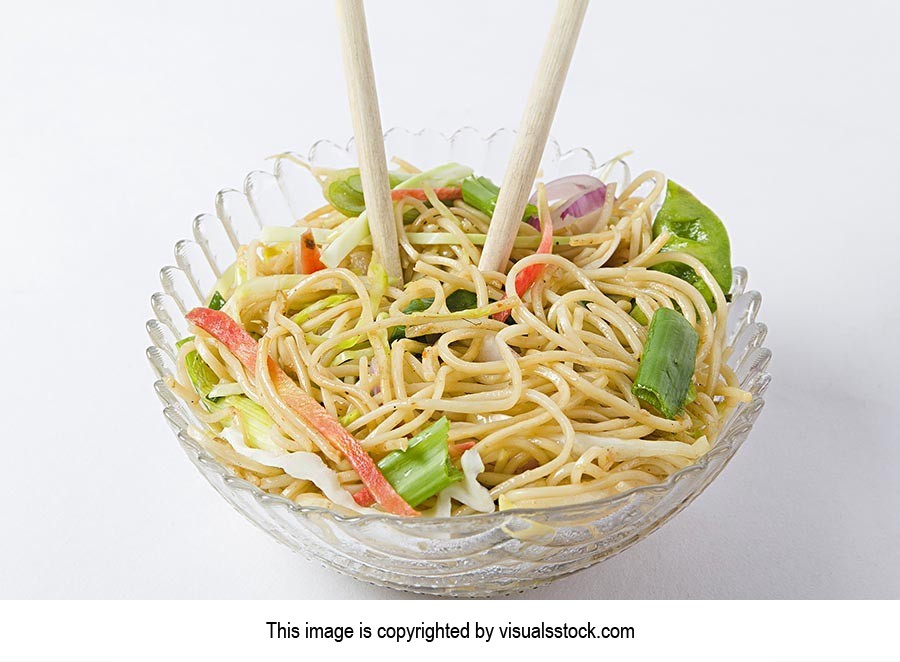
652, 180, 732, 311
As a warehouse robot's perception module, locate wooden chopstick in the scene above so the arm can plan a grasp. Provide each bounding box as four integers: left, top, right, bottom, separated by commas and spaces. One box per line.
477, 0, 590, 275
335, 0, 403, 283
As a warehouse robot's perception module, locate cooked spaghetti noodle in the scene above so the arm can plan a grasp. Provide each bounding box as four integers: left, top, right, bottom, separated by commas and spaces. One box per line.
169, 159, 749, 516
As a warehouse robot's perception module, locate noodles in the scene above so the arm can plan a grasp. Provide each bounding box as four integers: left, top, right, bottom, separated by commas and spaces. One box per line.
170, 163, 748, 516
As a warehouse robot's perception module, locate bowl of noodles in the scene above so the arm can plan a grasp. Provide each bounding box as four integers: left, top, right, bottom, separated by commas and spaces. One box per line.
146, 127, 770, 596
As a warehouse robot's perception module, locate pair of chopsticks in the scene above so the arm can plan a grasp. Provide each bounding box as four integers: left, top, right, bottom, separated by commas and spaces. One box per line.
336, 0, 590, 284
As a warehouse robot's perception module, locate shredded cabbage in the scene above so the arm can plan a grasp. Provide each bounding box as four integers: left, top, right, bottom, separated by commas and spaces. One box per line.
367, 257, 389, 312
319, 212, 370, 268
223, 274, 306, 315
393, 162, 473, 190
220, 426, 364, 512
422, 492, 453, 518
571, 433, 711, 461
291, 294, 353, 325
261, 226, 332, 244
440, 449, 494, 513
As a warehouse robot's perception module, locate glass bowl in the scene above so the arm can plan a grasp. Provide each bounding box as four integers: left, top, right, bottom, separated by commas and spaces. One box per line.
146, 128, 771, 597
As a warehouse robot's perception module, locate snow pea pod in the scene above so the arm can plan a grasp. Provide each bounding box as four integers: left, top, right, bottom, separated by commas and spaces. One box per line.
652, 180, 732, 311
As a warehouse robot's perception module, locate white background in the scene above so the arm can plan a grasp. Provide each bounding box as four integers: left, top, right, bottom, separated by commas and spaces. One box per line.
1, 0, 898, 599
0, 600, 898, 661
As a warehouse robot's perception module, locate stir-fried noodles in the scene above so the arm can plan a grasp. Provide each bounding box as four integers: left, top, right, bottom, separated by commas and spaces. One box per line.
169, 158, 749, 516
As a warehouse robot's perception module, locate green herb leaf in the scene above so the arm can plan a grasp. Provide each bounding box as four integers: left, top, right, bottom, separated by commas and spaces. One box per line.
445, 289, 478, 311
208, 291, 226, 311
388, 289, 479, 343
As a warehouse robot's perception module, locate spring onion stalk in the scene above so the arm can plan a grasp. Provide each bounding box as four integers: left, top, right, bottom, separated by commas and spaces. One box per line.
339, 409, 361, 428
327, 179, 362, 217
631, 308, 699, 419
321, 164, 467, 218
630, 303, 649, 325
367, 257, 389, 312
332, 347, 375, 366
185, 349, 219, 397
183, 349, 281, 452
226, 274, 306, 312
210, 263, 244, 301
333, 335, 364, 352
461, 175, 538, 220
225, 396, 282, 452
323, 168, 411, 217
376, 417, 461, 508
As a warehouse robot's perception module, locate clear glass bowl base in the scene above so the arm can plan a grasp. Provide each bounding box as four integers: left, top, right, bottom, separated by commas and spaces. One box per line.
146, 128, 771, 596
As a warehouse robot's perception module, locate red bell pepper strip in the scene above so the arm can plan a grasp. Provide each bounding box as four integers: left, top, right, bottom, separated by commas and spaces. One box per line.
353, 488, 376, 507
185, 307, 417, 517
352, 441, 476, 507
492, 201, 555, 323
390, 187, 462, 202
299, 230, 327, 274
450, 441, 476, 457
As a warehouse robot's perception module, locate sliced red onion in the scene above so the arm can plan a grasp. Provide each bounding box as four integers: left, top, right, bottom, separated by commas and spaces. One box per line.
527, 174, 607, 231
561, 185, 606, 220
528, 175, 604, 205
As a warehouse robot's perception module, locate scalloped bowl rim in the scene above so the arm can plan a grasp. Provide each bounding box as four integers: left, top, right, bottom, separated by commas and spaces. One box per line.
147, 126, 770, 528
